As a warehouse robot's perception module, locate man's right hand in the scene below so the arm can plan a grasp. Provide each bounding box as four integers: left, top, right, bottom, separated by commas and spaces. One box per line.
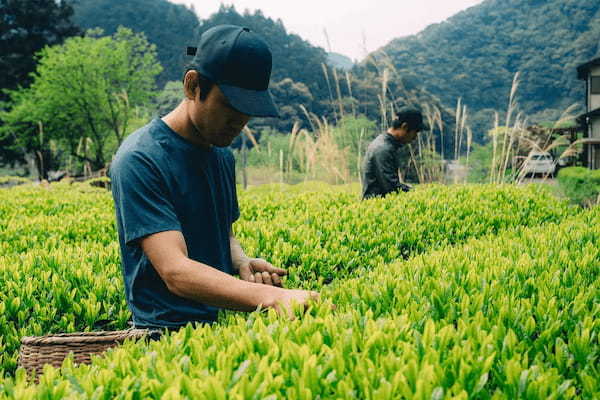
270, 289, 320, 318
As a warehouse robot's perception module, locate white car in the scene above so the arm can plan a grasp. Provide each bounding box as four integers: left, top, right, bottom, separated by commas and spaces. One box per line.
522, 151, 556, 176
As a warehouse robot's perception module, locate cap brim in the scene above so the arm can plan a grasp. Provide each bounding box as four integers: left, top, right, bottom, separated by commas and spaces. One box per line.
219, 84, 280, 118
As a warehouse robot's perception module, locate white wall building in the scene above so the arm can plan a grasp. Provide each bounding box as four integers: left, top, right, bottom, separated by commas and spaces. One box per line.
577, 58, 600, 169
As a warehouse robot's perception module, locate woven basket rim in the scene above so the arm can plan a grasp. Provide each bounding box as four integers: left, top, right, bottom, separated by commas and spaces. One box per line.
21, 329, 151, 346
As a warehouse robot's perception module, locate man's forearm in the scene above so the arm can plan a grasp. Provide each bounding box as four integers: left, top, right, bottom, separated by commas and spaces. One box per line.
165, 257, 282, 311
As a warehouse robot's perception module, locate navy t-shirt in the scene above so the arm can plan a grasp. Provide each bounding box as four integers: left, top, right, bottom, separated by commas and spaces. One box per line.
109, 118, 240, 328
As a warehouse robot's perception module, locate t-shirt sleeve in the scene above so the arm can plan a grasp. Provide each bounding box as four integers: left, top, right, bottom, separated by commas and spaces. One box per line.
111, 151, 181, 246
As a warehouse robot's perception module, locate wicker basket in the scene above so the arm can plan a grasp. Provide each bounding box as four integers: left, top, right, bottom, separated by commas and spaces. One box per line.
18, 329, 157, 377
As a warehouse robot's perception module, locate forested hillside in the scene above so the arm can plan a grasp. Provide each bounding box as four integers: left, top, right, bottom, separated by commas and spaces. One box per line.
373, 0, 600, 134
72, 0, 600, 137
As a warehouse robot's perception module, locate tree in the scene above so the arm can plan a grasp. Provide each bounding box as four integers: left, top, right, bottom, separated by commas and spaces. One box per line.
262, 78, 313, 132
0, 89, 63, 179
332, 115, 377, 178
0, 0, 81, 98
0, 0, 81, 169
1, 27, 162, 178
71, 0, 199, 86
153, 81, 183, 118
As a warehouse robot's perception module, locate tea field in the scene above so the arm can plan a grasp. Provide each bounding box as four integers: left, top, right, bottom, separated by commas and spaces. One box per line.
0, 182, 598, 399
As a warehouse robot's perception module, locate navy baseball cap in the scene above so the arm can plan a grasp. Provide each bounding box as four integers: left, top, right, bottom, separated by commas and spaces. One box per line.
187, 25, 279, 118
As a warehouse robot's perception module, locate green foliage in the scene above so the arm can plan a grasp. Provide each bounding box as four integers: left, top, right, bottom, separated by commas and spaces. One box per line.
557, 166, 600, 206
237, 184, 575, 287
64, 0, 600, 163
263, 78, 314, 132
0, 176, 31, 186
1, 28, 161, 173
0, 0, 81, 167
153, 81, 183, 118
0, 182, 577, 380
71, 0, 199, 86
465, 143, 494, 183
331, 115, 377, 176
53, 0, 600, 154
1, 183, 598, 398
242, 129, 291, 169
0, 0, 80, 98
333, 116, 377, 155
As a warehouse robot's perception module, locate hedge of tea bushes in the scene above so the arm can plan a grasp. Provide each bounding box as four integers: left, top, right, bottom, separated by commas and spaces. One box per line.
0, 243, 131, 375
236, 183, 577, 286
2, 209, 598, 399
0, 182, 577, 377
0, 183, 129, 374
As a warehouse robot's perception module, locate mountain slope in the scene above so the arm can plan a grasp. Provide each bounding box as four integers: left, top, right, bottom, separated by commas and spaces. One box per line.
327, 52, 354, 70
375, 0, 600, 130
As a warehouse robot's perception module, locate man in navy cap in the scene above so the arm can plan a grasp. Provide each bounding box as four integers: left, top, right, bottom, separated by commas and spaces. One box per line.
361, 109, 427, 199
109, 25, 318, 330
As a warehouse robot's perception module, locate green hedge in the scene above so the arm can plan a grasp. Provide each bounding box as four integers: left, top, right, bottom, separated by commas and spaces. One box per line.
2, 209, 598, 398
557, 167, 600, 207
0, 182, 576, 376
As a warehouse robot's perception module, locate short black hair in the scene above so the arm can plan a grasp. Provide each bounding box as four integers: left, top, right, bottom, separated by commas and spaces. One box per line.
392, 109, 425, 131
182, 68, 214, 101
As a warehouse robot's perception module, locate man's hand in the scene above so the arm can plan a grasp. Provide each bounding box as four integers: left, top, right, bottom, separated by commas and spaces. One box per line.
398, 183, 412, 192
238, 258, 287, 287
271, 289, 320, 319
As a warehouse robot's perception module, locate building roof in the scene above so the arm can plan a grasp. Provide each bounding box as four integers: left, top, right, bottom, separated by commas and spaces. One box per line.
577, 57, 600, 80
577, 108, 600, 124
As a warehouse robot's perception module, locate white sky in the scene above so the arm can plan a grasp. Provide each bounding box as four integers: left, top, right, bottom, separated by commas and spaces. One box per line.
170, 0, 484, 61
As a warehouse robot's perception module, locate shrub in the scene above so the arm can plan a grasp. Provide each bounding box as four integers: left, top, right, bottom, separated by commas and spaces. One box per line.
557, 167, 600, 207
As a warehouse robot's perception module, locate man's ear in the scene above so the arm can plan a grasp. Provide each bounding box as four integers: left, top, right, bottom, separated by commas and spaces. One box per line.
400, 122, 409, 132
183, 70, 198, 100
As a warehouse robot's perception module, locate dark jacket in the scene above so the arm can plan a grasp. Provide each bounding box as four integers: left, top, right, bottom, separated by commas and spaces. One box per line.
361, 133, 409, 199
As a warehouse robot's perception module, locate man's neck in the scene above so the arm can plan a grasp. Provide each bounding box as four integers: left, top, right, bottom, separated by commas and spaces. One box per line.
386, 128, 403, 143
162, 101, 211, 148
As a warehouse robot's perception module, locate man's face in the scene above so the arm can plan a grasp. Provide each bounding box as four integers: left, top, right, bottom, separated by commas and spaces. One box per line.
190, 84, 251, 147
403, 128, 419, 144
393, 123, 420, 144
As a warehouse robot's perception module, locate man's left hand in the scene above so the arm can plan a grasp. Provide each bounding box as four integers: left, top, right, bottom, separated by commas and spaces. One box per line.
238, 258, 287, 287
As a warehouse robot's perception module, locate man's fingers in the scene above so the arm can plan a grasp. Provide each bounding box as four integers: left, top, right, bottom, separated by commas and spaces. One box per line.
252, 259, 287, 276
262, 271, 273, 286
263, 263, 286, 276
263, 261, 287, 276
248, 273, 255, 283
271, 266, 287, 276
239, 267, 251, 282
254, 272, 263, 284
271, 273, 282, 287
